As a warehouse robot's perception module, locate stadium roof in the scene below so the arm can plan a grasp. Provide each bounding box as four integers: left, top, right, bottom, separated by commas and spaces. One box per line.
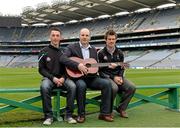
22, 0, 178, 25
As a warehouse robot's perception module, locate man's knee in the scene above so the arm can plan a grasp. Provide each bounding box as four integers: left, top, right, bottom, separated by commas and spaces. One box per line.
68, 83, 76, 92
124, 79, 136, 93
102, 79, 112, 90
126, 84, 136, 95
65, 79, 77, 92
76, 81, 87, 91
130, 85, 136, 93
112, 84, 118, 94
40, 84, 51, 93
40, 79, 52, 93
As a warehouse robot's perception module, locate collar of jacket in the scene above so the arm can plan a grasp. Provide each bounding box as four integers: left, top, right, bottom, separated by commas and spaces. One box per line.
79, 41, 92, 49
104, 46, 118, 54
48, 44, 60, 51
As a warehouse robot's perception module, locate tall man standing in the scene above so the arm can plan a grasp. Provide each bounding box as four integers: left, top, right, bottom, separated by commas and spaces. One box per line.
98, 30, 136, 118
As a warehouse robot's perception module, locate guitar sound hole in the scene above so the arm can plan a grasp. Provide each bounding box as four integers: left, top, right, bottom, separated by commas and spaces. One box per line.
86, 63, 91, 68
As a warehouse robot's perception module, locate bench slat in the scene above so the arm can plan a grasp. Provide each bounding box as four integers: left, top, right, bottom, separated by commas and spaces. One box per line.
0, 88, 62, 93
136, 84, 180, 89
0, 88, 40, 93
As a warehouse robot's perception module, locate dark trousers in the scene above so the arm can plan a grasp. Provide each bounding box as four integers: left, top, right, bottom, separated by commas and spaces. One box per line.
74, 76, 112, 116
109, 78, 136, 111
40, 77, 76, 119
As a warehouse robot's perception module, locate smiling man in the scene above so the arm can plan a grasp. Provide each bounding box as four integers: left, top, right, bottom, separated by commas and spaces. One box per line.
64, 28, 113, 123
98, 29, 136, 118
38, 27, 87, 125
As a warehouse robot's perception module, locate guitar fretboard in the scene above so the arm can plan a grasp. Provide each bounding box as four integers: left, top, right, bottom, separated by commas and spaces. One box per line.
88, 62, 125, 67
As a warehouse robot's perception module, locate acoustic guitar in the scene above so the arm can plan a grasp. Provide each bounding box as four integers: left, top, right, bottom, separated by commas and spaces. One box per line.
66, 57, 129, 78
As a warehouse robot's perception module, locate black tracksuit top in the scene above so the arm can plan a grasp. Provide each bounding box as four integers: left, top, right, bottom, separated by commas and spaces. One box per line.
38, 44, 78, 81
98, 46, 124, 79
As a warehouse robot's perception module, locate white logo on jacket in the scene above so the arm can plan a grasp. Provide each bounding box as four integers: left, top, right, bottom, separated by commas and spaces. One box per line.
103, 56, 108, 60
46, 57, 51, 62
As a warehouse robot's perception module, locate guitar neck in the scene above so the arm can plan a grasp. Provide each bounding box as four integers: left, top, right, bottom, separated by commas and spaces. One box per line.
90, 62, 124, 67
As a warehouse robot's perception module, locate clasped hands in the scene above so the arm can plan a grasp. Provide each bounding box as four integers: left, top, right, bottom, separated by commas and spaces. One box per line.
53, 77, 65, 87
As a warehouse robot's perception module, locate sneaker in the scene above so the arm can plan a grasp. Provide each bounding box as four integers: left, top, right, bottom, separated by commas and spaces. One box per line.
66, 117, 77, 124
43, 118, 53, 125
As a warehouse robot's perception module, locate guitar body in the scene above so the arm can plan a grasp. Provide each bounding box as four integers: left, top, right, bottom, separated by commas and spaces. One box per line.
66, 57, 99, 78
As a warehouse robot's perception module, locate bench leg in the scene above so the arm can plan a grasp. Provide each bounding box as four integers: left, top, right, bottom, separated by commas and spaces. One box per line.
53, 91, 63, 121
114, 93, 122, 109
168, 88, 180, 111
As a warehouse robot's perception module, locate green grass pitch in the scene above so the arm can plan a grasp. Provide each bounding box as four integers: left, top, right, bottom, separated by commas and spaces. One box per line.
0, 68, 180, 127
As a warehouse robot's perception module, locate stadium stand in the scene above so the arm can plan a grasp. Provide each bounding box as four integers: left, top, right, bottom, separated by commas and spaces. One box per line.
0, 8, 179, 41
0, 0, 180, 68
129, 50, 174, 68
151, 49, 180, 68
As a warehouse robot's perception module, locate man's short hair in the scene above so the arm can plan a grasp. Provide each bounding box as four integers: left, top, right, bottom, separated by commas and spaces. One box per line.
49, 27, 62, 35
104, 30, 117, 40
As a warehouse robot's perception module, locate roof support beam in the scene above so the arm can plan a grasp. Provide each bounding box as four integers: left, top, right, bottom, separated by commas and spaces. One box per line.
88, 0, 127, 11
22, 15, 45, 24
45, 16, 69, 22
72, 2, 108, 15
127, 0, 150, 8
167, 0, 176, 3
67, 11, 89, 18
52, 5, 90, 18
38, 11, 73, 21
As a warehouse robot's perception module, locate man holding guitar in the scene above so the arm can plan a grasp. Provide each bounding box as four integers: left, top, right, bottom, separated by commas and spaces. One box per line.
98, 30, 136, 118
64, 28, 113, 122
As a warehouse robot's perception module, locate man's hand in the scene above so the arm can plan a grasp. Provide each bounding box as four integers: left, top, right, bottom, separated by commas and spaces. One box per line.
57, 77, 65, 87
108, 63, 118, 69
78, 63, 88, 75
114, 76, 123, 85
53, 77, 59, 85
53, 77, 64, 87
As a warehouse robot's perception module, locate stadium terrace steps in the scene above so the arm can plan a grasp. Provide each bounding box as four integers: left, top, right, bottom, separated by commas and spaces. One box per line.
145, 50, 176, 68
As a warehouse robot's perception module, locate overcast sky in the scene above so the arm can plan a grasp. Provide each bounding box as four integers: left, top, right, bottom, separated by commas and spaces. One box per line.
0, 0, 53, 15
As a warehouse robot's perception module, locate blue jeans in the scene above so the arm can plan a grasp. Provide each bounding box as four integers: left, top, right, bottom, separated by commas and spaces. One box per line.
40, 77, 76, 119
74, 76, 112, 116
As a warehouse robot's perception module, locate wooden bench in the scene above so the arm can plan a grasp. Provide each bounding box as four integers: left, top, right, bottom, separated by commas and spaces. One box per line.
0, 88, 102, 121
0, 88, 64, 121
116, 84, 180, 111
0, 84, 180, 122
